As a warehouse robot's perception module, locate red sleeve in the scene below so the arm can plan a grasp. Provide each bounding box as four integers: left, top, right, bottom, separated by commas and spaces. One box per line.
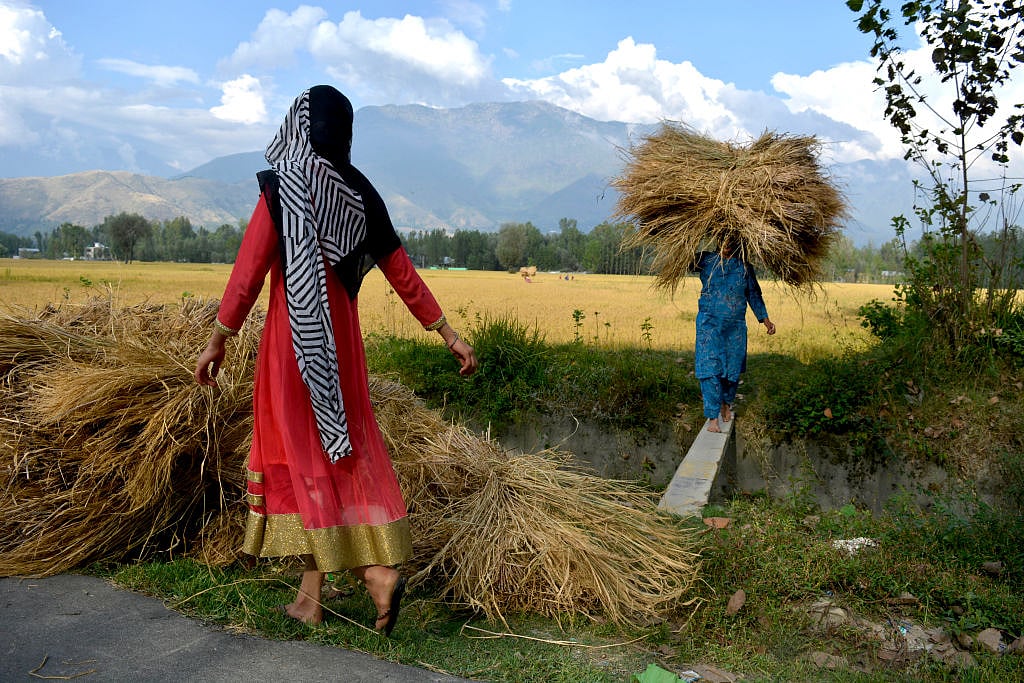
216, 195, 278, 331
377, 247, 445, 329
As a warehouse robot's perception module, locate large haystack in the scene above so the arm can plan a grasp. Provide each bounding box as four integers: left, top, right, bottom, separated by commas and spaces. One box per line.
0, 298, 699, 625
613, 122, 847, 289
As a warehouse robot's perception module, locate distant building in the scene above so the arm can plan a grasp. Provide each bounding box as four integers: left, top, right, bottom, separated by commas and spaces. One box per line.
84, 242, 112, 260
16, 248, 41, 259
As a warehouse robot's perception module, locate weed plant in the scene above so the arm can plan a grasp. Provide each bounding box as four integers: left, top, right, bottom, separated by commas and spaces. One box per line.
365, 313, 699, 434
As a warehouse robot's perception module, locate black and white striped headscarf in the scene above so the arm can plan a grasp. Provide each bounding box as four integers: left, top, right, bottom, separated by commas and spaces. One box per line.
264, 87, 367, 462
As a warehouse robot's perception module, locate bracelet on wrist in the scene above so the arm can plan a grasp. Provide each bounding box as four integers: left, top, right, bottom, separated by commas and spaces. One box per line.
214, 319, 239, 337
425, 315, 447, 331
446, 331, 460, 350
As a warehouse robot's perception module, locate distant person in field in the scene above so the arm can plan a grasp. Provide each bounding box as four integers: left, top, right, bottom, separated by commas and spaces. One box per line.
195, 85, 477, 632
692, 239, 775, 432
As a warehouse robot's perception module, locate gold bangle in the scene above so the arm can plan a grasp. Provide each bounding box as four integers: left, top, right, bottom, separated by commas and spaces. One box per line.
425, 315, 447, 331
214, 319, 239, 337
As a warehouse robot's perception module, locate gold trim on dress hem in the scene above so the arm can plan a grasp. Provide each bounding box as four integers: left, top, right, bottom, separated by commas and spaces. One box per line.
246, 493, 265, 507
242, 512, 412, 572
246, 468, 264, 483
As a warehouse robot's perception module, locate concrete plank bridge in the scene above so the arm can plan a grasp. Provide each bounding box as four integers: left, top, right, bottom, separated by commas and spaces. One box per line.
659, 418, 735, 517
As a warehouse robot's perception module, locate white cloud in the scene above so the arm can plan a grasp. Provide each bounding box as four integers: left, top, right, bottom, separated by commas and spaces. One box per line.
771, 60, 904, 164
221, 5, 327, 71
97, 58, 199, 87
772, 39, 1024, 180
311, 11, 491, 101
210, 75, 267, 124
0, 2, 79, 85
0, 86, 36, 146
503, 37, 741, 136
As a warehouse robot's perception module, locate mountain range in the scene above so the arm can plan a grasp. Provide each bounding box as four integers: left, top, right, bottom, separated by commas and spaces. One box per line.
0, 100, 910, 244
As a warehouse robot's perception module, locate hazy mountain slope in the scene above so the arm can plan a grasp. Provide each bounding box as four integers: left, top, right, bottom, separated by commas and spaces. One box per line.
0, 100, 900, 243
0, 172, 254, 235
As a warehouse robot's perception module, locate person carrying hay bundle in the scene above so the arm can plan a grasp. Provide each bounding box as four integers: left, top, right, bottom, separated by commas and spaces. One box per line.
195, 85, 478, 631
614, 123, 847, 431
692, 239, 775, 432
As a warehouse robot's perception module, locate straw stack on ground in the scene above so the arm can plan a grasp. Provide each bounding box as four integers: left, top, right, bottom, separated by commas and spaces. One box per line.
0, 298, 700, 625
613, 122, 847, 289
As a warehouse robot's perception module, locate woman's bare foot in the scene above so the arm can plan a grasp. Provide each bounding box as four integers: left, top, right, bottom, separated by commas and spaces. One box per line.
706, 418, 722, 433
352, 565, 401, 631
282, 567, 324, 624
720, 403, 733, 423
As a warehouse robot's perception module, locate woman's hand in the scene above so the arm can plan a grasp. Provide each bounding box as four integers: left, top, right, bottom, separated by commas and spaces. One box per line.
762, 318, 776, 335
440, 324, 478, 376
449, 336, 478, 376
195, 334, 228, 386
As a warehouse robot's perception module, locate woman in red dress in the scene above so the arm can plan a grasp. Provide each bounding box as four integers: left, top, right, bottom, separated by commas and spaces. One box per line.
195, 85, 477, 632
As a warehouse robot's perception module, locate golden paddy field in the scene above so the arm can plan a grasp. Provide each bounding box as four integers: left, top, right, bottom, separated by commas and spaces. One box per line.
0, 259, 891, 361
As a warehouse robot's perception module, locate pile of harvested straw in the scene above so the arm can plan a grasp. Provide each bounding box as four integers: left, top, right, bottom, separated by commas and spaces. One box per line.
613, 122, 847, 289
0, 298, 699, 625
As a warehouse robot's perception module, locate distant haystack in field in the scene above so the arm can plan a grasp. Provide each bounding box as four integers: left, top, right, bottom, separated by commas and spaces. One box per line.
0, 298, 700, 625
518, 265, 538, 279
613, 122, 847, 289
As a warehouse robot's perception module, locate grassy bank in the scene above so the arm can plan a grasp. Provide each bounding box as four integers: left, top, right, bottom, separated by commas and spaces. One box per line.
99, 486, 1024, 681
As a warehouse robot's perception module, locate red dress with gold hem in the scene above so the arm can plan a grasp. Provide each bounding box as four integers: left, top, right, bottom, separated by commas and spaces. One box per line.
216, 193, 443, 572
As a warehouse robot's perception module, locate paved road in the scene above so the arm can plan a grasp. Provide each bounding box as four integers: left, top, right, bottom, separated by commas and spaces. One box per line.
1, 574, 474, 682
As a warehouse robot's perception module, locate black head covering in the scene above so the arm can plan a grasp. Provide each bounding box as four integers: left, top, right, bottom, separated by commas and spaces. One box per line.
308, 84, 353, 168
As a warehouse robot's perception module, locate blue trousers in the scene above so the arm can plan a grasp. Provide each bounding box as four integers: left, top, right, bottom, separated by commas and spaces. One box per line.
699, 376, 738, 419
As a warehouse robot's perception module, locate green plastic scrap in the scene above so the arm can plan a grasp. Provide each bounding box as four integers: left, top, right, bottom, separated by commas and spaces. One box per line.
632, 663, 684, 683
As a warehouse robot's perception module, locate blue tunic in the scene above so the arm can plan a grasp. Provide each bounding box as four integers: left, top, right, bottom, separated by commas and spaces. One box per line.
693, 252, 768, 382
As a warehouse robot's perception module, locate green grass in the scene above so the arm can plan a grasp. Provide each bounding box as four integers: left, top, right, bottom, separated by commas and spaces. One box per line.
365, 313, 700, 435
94, 487, 1024, 682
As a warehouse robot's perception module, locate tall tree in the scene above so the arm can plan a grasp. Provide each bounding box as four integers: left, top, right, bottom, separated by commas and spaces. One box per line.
103, 212, 152, 264
495, 222, 531, 270
849, 0, 1024, 344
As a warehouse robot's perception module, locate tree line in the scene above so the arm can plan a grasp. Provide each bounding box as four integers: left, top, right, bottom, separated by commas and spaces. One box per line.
1, 212, 1018, 286
0, 213, 246, 264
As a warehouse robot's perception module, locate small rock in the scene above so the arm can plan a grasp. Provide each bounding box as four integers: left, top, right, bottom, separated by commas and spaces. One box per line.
690, 664, 738, 683
956, 632, 974, 650
981, 560, 1003, 576
809, 651, 847, 669
807, 600, 851, 628
1007, 636, 1024, 656
831, 538, 878, 555
952, 605, 965, 616
903, 624, 932, 653
802, 514, 820, 528
976, 628, 1003, 653
725, 589, 746, 616
927, 627, 951, 645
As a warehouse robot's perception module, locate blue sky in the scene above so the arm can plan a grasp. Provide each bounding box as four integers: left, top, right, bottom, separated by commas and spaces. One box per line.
2, 1, 890, 170
2, 1, 1022, 244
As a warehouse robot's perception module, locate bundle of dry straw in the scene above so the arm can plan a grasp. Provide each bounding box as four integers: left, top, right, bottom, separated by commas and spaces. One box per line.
0, 298, 699, 625
613, 122, 847, 289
